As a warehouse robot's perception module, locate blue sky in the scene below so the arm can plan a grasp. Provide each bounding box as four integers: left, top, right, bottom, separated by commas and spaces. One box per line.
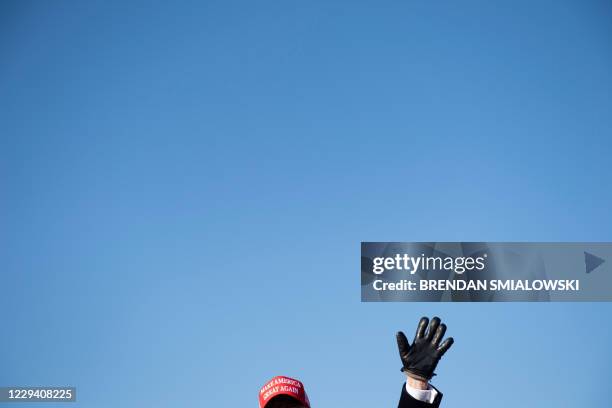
1, 1, 612, 407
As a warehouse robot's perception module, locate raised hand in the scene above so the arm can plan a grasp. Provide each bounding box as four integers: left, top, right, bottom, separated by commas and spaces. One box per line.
396, 317, 454, 381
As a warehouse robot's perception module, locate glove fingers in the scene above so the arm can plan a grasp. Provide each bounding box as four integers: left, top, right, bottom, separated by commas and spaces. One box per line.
396, 331, 410, 357
425, 316, 440, 341
415, 317, 429, 341
431, 323, 446, 346
437, 337, 454, 356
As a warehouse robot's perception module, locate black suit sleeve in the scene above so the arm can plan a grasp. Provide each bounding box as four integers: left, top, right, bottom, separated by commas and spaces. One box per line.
397, 383, 443, 408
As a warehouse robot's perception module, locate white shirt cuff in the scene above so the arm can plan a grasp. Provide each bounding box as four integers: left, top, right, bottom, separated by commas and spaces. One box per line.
405, 382, 438, 404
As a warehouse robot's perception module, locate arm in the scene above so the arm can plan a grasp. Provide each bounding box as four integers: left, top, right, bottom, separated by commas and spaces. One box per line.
398, 381, 442, 408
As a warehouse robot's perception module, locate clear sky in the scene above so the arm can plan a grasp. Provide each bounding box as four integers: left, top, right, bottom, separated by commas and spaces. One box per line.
2, 1, 612, 407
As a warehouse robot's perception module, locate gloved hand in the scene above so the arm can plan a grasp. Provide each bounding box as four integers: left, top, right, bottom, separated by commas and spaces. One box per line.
396, 316, 454, 381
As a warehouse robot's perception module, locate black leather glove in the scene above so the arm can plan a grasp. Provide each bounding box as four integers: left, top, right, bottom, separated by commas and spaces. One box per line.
396, 316, 454, 381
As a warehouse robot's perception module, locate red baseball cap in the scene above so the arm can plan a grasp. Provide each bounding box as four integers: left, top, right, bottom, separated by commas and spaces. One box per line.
259, 376, 310, 408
